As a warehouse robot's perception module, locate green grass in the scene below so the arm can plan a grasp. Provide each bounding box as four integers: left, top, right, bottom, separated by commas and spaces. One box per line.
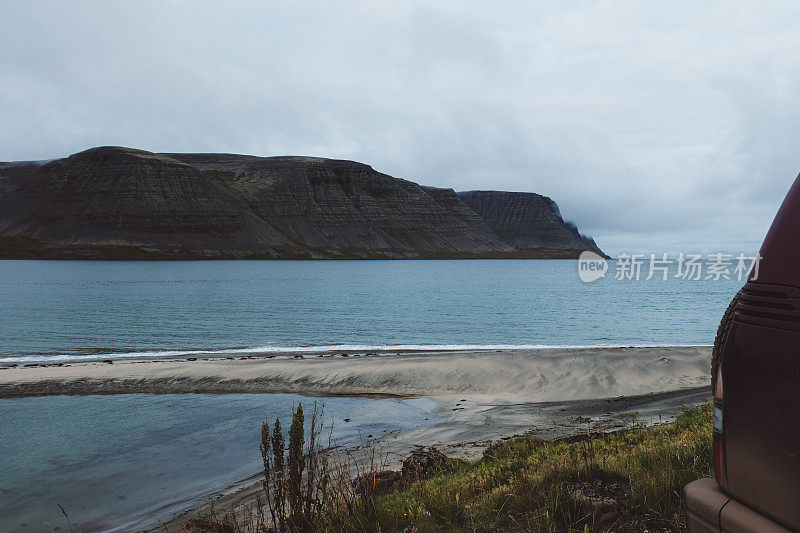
319, 404, 713, 533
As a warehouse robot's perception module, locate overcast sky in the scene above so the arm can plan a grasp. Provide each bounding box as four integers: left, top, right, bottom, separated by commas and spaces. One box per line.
2, 1, 800, 255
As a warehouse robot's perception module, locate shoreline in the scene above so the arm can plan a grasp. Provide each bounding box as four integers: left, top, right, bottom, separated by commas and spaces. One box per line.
0, 346, 713, 531
0, 343, 710, 366
146, 385, 712, 532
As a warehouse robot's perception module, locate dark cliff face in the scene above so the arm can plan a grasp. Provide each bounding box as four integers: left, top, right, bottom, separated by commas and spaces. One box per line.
458, 190, 606, 257
0, 147, 604, 259
0, 148, 292, 258
0, 147, 514, 259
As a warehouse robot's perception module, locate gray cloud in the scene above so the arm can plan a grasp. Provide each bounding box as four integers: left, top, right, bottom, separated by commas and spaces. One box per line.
2, 1, 800, 255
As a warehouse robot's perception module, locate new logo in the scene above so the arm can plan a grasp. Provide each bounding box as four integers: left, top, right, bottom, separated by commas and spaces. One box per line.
578, 251, 608, 282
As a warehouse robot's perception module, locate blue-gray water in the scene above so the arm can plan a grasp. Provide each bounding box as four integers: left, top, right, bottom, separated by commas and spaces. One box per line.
0, 394, 437, 532
0, 260, 743, 361
1, 259, 743, 532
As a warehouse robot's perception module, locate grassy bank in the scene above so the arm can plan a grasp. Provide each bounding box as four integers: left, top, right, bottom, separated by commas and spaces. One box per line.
192, 403, 712, 533
321, 404, 712, 532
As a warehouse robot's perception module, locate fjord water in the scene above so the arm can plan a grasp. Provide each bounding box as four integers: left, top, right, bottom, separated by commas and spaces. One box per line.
1, 394, 437, 532
0, 260, 743, 361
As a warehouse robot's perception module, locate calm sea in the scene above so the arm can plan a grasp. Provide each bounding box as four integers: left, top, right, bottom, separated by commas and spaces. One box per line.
0, 259, 743, 361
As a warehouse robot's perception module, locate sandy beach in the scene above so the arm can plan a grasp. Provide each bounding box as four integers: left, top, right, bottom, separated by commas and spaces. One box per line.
1, 346, 712, 530
0, 346, 710, 400
0, 346, 712, 458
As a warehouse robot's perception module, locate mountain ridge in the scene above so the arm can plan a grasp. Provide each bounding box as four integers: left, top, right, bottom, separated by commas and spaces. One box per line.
0, 146, 605, 259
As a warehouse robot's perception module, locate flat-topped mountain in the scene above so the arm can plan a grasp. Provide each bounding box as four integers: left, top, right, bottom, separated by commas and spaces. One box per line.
0, 146, 604, 259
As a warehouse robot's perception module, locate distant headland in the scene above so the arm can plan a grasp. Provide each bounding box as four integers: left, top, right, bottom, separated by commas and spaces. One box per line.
0, 146, 605, 259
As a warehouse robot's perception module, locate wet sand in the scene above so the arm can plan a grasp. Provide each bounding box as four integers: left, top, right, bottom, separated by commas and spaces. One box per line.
0, 346, 710, 401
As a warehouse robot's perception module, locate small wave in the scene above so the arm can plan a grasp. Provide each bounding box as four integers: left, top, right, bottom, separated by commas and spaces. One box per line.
0, 343, 712, 364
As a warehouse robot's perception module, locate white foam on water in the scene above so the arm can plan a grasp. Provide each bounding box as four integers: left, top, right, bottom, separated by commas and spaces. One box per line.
0, 342, 712, 364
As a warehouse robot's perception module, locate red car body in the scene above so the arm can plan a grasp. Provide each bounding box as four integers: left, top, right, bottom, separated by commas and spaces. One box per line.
685, 175, 800, 532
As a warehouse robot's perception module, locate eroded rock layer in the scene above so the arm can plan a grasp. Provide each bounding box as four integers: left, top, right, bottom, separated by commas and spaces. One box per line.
0, 147, 603, 259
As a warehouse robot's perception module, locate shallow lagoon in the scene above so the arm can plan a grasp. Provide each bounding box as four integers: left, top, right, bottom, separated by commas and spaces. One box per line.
0, 393, 437, 532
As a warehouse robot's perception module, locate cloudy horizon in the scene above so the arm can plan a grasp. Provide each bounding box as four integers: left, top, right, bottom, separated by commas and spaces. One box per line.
3, 1, 800, 256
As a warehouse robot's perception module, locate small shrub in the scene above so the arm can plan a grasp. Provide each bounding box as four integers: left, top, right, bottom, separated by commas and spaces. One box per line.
258, 402, 330, 532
